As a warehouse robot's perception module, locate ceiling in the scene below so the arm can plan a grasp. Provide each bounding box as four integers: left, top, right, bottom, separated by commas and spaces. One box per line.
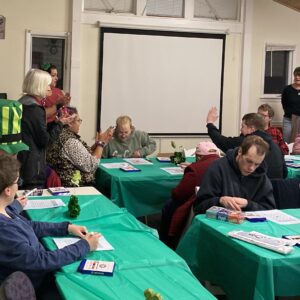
273, 0, 300, 12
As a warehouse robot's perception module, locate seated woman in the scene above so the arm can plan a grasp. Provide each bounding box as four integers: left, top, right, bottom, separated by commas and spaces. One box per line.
47, 107, 113, 187
159, 141, 220, 249
102, 115, 156, 158
0, 154, 100, 290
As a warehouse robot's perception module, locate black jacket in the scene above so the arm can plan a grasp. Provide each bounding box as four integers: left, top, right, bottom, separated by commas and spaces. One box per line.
17, 95, 63, 188
207, 123, 287, 179
193, 148, 276, 215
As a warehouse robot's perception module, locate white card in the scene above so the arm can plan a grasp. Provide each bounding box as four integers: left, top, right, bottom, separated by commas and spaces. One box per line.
160, 167, 184, 175
53, 235, 114, 251
23, 199, 66, 210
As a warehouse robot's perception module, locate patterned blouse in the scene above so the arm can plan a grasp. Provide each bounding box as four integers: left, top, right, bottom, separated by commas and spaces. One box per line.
47, 128, 99, 186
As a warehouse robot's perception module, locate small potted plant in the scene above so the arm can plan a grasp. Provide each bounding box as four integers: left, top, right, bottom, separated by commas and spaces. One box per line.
170, 141, 186, 164
144, 288, 163, 300
68, 195, 81, 218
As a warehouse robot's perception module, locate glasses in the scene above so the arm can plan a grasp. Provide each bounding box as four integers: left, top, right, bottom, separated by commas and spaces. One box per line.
12, 177, 23, 186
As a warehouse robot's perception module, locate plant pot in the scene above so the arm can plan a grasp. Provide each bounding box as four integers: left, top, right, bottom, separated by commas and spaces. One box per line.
170, 151, 186, 164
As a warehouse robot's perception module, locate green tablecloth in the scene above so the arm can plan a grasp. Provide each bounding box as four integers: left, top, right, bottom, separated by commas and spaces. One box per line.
96, 158, 190, 217
287, 165, 300, 178
176, 209, 300, 300
286, 155, 300, 178
26, 194, 216, 300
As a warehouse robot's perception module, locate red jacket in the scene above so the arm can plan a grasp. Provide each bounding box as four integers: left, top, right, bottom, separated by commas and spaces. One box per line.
169, 154, 219, 236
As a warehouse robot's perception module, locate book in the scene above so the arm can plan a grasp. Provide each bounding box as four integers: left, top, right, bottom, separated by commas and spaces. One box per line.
228, 230, 295, 254
23, 189, 43, 197
286, 163, 300, 169
48, 187, 70, 196
156, 157, 171, 162
120, 164, 141, 172
78, 259, 115, 276
282, 235, 300, 247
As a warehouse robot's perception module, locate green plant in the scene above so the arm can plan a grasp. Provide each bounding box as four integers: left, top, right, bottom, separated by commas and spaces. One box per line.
170, 141, 185, 164
144, 288, 163, 300
71, 170, 81, 187
68, 195, 81, 218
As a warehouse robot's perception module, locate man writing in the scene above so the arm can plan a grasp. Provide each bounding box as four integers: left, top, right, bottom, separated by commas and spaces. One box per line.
194, 135, 276, 214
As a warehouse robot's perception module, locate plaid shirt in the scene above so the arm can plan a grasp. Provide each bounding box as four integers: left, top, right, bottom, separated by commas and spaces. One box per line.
266, 126, 289, 155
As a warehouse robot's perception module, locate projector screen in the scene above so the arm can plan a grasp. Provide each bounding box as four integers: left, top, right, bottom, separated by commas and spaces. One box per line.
97, 28, 225, 135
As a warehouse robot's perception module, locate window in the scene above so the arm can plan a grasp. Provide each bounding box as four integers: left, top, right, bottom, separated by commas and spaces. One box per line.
194, 0, 240, 21
25, 31, 70, 91
263, 45, 295, 96
146, 0, 184, 18
84, 0, 134, 13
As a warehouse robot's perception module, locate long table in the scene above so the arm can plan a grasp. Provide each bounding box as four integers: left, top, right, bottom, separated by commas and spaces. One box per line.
25, 192, 216, 300
96, 158, 189, 217
176, 209, 300, 300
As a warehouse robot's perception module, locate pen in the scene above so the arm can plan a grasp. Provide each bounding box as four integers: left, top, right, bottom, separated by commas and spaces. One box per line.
25, 188, 37, 197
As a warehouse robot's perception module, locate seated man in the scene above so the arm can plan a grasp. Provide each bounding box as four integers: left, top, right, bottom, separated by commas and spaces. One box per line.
160, 141, 220, 249
102, 115, 156, 158
257, 103, 288, 155
0, 154, 100, 291
193, 135, 276, 215
206, 106, 286, 178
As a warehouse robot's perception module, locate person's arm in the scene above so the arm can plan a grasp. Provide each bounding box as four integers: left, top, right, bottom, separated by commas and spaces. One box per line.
90, 127, 114, 159
207, 123, 243, 153
276, 129, 289, 155
63, 139, 99, 173
281, 86, 289, 111
193, 167, 223, 215
44, 106, 57, 118
1, 221, 98, 274
244, 178, 276, 211
138, 132, 156, 157
172, 166, 199, 203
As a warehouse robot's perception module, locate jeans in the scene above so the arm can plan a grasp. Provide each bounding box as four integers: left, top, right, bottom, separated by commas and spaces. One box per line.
283, 116, 292, 143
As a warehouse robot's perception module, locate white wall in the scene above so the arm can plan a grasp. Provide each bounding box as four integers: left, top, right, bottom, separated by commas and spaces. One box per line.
248, 0, 300, 125
0, 0, 71, 99
1, 0, 300, 153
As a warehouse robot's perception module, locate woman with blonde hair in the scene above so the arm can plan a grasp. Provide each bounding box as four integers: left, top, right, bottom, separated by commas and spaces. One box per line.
18, 69, 73, 189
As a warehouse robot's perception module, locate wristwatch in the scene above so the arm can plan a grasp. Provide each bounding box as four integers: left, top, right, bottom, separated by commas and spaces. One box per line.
96, 141, 106, 148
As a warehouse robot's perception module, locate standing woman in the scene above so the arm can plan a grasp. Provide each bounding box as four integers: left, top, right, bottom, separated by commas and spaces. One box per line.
281, 66, 300, 142
40, 63, 71, 123
17, 69, 72, 189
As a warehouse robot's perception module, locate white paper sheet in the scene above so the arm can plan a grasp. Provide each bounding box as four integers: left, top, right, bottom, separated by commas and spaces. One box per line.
53, 235, 114, 251
285, 155, 300, 161
123, 158, 153, 165
23, 199, 66, 210
160, 167, 184, 175
101, 162, 130, 169
245, 210, 300, 225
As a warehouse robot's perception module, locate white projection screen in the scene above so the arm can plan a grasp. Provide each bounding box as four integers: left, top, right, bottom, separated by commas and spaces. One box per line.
97, 28, 225, 135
